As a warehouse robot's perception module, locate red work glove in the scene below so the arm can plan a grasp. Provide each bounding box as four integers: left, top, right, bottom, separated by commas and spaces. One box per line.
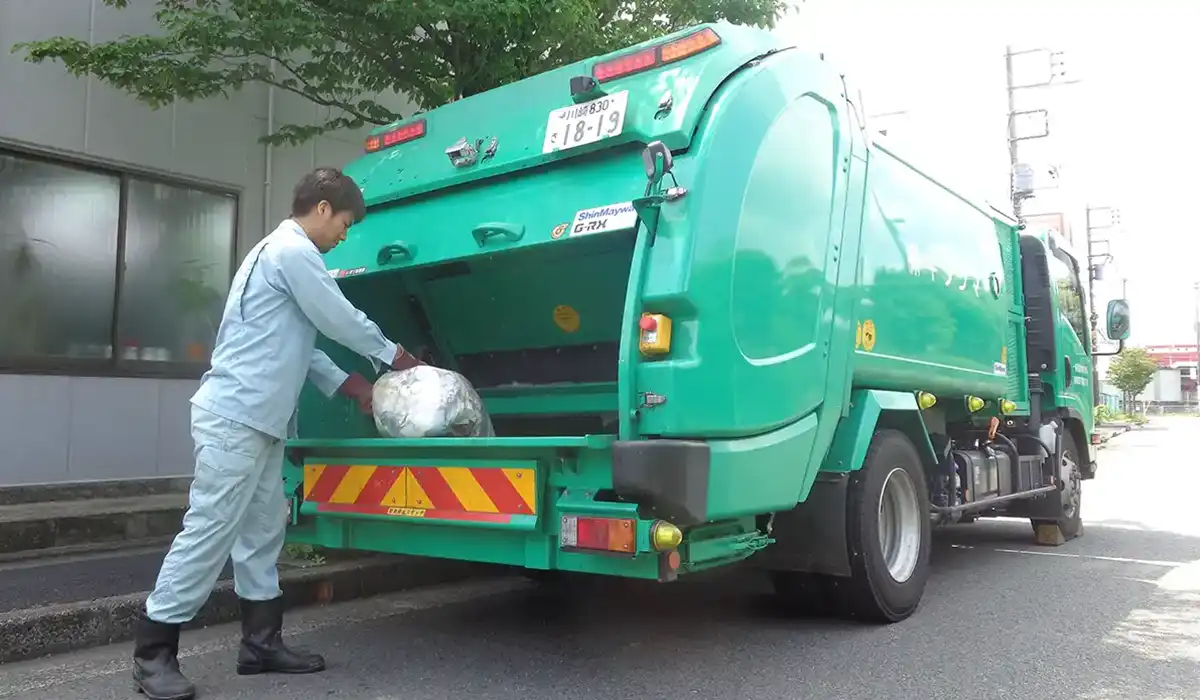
336, 373, 374, 415
391, 347, 426, 371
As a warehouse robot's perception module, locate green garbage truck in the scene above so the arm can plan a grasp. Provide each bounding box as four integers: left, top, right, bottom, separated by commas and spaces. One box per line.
282, 21, 1132, 623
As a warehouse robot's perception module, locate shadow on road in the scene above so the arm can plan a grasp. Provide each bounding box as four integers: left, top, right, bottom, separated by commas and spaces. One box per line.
228, 518, 1196, 700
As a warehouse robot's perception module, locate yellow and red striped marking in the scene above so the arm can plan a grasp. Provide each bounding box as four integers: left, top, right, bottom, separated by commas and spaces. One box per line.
303, 465, 536, 523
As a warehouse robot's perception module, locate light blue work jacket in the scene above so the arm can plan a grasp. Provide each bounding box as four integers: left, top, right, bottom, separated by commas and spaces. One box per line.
191, 219, 398, 439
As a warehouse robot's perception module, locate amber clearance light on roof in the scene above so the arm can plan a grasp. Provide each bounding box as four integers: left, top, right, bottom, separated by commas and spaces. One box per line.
364, 118, 427, 153
592, 27, 722, 83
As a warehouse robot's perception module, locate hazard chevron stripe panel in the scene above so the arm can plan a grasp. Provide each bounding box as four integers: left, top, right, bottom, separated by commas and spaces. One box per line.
303, 464, 537, 517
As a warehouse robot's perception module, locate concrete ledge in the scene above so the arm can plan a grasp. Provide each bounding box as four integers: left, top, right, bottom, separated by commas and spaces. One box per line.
0, 555, 495, 664
0, 476, 192, 506
0, 494, 188, 556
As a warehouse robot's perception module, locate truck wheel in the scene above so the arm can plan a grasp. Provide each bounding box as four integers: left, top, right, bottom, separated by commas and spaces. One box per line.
1032, 430, 1084, 540
833, 429, 932, 623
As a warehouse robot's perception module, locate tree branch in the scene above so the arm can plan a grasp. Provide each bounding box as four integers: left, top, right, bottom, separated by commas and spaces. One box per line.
14, 0, 791, 145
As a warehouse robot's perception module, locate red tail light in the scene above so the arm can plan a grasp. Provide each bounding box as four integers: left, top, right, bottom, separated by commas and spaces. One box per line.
560, 515, 636, 553
594, 47, 658, 82
365, 119, 427, 153
592, 27, 722, 83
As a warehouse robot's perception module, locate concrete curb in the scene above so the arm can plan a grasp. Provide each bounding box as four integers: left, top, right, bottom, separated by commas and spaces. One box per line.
0, 555, 494, 665
1094, 422, 1140, 450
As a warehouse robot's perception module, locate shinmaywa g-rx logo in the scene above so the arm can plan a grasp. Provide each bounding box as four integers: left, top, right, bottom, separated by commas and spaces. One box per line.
569, 201, 638, 237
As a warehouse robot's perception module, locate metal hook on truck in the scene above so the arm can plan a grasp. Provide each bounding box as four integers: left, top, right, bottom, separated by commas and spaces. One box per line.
281, 21, 1133, 624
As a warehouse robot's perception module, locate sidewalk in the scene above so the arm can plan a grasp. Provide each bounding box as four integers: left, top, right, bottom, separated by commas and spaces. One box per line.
0, 548, 496, 664
0, 476, 500, 664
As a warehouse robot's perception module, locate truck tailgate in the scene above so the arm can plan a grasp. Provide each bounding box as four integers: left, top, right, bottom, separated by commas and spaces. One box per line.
285, 436, 612, 529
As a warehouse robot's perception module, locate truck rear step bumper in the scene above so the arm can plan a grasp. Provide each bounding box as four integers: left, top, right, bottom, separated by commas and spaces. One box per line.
612, 439, 711, 526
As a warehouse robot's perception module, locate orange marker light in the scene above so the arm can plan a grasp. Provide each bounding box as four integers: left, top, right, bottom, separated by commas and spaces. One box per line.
660, 27, 722, 64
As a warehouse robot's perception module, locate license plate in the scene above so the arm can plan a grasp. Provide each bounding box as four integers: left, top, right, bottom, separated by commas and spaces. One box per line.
542, 91, 629, 154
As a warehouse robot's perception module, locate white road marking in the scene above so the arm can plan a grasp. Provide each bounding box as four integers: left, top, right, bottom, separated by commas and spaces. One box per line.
950, 544, 1187, 568
0, 576, 529, 697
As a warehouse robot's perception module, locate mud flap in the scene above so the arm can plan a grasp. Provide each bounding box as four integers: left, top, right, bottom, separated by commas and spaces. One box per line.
756, 472, 851, 576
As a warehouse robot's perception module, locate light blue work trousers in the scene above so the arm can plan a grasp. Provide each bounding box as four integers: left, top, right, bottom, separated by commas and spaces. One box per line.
146, 405, 288, 624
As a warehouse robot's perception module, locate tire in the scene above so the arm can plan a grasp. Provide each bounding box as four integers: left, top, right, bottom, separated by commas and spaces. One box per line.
831, 429, 932, 623
1032, 429, 1084, 540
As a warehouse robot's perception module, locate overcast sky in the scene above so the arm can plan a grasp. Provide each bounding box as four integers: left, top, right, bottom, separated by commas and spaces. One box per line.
772, 0, 1200, 346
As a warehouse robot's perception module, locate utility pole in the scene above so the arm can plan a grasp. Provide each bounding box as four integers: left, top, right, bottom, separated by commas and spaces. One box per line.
1085, 204, 1119, 406
1194, 281, 1200, 410
1085, 205, 1099, 405
1005, 46, 1021, 221
1005, 46, 1075, 223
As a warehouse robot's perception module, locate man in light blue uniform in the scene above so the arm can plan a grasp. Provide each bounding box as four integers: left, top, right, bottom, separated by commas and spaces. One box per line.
132, 167, 423, 700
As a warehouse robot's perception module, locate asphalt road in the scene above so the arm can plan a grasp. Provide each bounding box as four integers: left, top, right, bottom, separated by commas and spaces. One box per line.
2, 417, 1197, 700
0, 546, 232, 614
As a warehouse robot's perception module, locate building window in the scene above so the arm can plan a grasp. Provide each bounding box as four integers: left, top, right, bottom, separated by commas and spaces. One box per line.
0, 150, 237, 377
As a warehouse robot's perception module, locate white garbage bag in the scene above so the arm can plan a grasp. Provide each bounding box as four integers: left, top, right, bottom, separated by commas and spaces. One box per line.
372, 365, 495, 438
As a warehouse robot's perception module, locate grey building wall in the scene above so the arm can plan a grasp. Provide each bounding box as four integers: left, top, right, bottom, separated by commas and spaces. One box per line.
0, 0, 413, 485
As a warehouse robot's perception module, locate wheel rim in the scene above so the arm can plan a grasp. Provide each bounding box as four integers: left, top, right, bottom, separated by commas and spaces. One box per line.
877, 466, 922, 583
1061, 449, 1081, 520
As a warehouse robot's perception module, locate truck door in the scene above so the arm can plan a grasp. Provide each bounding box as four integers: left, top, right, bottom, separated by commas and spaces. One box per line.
1044, 242, 1093, 419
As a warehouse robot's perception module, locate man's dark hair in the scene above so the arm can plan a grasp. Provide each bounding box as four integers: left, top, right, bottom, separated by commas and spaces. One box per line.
291, 167, 366, 222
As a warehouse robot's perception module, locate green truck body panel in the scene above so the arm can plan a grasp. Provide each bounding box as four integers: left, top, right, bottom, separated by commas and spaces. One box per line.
855, 142, 1013, 400
346, 23, 787, 210
282, 21, 1109, 586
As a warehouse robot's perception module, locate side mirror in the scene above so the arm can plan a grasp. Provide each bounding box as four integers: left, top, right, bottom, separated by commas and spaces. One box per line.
1106, 298, 1131, 341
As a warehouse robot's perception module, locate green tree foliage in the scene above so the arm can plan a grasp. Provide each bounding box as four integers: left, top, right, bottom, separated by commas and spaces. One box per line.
13, 0, 794, 145
1105, 346, 1159, 403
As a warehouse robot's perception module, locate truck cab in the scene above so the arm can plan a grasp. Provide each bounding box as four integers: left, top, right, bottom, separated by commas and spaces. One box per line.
1021, 227, 1126, 478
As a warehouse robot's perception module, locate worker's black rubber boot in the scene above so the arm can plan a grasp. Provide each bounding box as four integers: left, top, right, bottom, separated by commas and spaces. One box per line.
236, 596, 326, 675
132, 612, 196, 700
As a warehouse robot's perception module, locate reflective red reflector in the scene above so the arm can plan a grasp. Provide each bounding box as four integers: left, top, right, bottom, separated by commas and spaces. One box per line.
365, 119, 427, 153
561, 515, 636, 553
